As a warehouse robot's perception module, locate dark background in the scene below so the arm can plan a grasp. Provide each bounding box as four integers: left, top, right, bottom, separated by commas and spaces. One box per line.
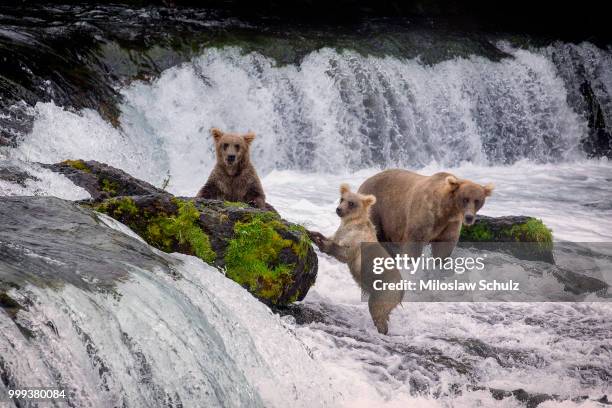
9, 0, 609, 43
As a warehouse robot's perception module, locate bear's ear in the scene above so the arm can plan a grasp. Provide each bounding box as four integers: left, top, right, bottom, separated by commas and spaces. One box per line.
483, 183, 494, 197
243, 132, 256, 145
445, 175, 461, 191
210, 128, 224, 142
339, 183, 351, 195
362, 194, 377, 208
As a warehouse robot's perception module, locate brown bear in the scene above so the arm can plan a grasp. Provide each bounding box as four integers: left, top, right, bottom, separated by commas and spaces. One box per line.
358, 169, 493, 258
196, 128, 267, 209
310, 184, 403, 335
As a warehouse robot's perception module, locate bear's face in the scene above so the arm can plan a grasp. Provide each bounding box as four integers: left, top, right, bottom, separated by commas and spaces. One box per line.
447, 176, 494, 226
211, 128, 255, 174
336, 183, 376, 222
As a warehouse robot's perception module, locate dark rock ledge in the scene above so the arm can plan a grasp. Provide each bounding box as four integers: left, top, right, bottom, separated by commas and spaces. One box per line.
45, 159, 317, 306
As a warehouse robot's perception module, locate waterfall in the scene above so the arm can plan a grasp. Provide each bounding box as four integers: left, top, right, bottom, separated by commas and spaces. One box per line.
9, 43, 605, 195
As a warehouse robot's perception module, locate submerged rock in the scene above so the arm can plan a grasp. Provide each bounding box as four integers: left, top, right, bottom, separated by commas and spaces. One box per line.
47, 160, 317, 306
0, 196, 178, 334
459, 215, 554, 263
0, 164, 39, 187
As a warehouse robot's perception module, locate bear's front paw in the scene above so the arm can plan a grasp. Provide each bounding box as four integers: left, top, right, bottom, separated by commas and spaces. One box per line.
307, 230, 328, 249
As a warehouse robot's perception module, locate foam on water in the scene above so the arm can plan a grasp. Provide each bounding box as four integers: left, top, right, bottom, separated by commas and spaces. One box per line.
0, 256, 336, 407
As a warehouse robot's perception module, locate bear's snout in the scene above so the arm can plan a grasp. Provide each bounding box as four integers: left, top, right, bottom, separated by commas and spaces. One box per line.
464, 214, 475, 225
336, 207, 342, 216
227, 155, 236, 163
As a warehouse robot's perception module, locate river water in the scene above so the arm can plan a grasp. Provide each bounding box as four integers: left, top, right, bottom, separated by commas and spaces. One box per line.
1, 38, 611, 407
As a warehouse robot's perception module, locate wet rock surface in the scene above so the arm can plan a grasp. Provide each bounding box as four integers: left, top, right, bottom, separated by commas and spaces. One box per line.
0, 163, 39, 186
0, 196, 174, 291
459, 215, 555, 263
45, 160, 317, 306
42, 160, 167, 200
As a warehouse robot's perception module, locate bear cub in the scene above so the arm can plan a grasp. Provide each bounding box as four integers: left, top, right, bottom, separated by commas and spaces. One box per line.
310, 184, 403, 335
196, 128, 266, 209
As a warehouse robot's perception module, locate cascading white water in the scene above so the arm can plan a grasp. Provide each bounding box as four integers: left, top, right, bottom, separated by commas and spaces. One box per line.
0, 239, 341, 407
7, 43, 595, 195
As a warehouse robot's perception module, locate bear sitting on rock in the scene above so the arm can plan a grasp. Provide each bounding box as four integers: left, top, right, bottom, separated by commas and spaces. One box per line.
196, 128, 267, 209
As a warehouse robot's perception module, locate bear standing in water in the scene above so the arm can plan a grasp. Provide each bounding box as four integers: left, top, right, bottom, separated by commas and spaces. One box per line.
358, 169, 494, 258
196, 128, 267, 209
310, 184, 403, 335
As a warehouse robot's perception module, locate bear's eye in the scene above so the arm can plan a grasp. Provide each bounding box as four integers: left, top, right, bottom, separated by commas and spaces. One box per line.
235, 144, 240, 151
223, 143, 229, 150
463, 198, 469, 206
474, 199, 480, 207
339, 198, 344, 203
348, 201, 355, 208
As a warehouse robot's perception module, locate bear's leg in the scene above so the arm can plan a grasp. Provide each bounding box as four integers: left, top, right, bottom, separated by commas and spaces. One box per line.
253, 196, 267, 210
400, 240, 425, 259
368, 296, 389, 334
369, 208, 387, 242
431, 222, 461, 259
368, 291, 402, 335
307, 231, 349, 263
196, 180, 221, 199
430, 241, 456, 259
244, 185, 268, 210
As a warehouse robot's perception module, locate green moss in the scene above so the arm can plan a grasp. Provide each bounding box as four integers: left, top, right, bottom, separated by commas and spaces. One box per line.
460, 217, 553, 246
289, 224, 312, 260
460, 223, 493, 241
62, 159, 90, 173
223, 201, 249, 208
95, 198, 216, 264
248, 210, 282, 223
100, 178, 119, 195
95, 197, 138, 218
507, 218, 553, 244
145, 200, 216, 263
224, 215, 295, 304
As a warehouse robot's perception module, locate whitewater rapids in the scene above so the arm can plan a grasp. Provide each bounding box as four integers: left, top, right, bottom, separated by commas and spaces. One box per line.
1, 43, 612, 407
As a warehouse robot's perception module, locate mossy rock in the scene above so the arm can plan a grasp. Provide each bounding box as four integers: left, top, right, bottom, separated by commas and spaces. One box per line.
95, 196, 217, 264
194, 199, 317, 305
93, 194, 317, 306
44, 160, 167, 200
459, 216, 554, 263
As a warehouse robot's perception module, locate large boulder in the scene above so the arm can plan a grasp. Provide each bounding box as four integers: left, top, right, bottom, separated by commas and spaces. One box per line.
42, 160, 167, 200
47, 160, 317, 306
459, 215, 554, 263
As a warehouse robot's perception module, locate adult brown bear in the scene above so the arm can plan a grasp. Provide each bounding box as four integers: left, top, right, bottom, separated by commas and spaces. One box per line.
358, 169, 493, 258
